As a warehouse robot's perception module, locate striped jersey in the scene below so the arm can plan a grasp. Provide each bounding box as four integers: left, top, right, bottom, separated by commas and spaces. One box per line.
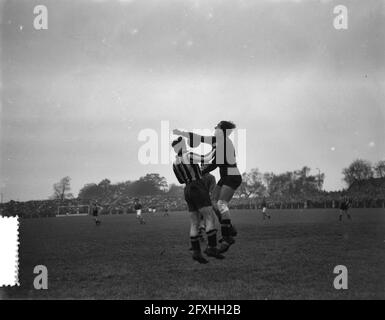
173, 150, 215, 185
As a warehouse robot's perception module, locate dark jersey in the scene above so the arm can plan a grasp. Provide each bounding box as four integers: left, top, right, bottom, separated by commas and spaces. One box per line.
193, 134, 238, 178
134, 203, 142, 210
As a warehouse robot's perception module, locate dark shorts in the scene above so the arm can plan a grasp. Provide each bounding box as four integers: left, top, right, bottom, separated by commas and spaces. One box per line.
184, 180, 212, 212
218, 174, 242, 190
92, 210, 98, 217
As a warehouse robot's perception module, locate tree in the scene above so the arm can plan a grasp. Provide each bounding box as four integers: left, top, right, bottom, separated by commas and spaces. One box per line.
292, 166, 323, 195
76, 173, 169, 199
130, 180, 159, 196
51, 176, 73, 200
167, 184, 184, 197
267, 172, 293, 200
138, 173, 168, 193
236, 174, 251, 198
263, 172, 275, 191
98, 179, 111, 190
264, 167, 323, 201
236, 168, 266, 198
342, 159, 373, 187
78, 183, 103, 200
374, 160, 385, 178
111, 181, 133, 197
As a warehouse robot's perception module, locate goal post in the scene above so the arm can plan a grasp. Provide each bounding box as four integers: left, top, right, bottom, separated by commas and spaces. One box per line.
56, 205, 90, 217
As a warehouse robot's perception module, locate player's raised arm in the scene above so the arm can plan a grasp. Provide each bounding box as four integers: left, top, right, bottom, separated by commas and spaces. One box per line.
173, 129, 215, 146
173, 164, 185, 184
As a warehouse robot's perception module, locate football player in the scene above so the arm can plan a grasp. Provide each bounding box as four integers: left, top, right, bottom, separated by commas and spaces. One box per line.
90, 201, 102, 226
134, 198, 145, 224
261, 197, 270, 220
339, 196, 352, 221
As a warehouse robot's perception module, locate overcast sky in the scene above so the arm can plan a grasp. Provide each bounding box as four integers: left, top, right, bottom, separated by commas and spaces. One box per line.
0, 0, 384, 201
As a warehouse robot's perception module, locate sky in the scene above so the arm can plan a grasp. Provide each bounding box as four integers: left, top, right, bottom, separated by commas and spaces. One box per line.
0, 0, 384, 201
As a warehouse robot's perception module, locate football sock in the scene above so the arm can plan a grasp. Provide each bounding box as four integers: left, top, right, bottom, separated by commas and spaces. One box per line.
190, 236, 201, 252
206, 229, 217, 248
221, 219, 231, 238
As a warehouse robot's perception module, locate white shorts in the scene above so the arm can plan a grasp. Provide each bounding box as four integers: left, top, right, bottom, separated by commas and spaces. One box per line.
136, 209, 142, 217
262, 207, 266, 213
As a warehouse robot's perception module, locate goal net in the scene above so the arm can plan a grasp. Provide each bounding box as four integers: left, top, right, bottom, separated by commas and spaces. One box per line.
56, 205, 90, 217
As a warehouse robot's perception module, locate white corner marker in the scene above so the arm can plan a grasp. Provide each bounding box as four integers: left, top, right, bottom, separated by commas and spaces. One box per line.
0, 217, 19, 287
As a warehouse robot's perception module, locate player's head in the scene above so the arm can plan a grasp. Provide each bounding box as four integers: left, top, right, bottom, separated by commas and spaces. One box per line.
171, 136, 186, 156
200, 163, 212, 174
214, 120, 236, 137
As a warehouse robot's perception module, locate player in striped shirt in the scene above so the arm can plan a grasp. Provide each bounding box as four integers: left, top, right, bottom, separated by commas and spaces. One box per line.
172, 137, 224, 264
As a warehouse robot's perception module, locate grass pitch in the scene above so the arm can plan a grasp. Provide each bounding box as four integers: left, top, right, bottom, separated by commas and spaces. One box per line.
4, 209, 385, 299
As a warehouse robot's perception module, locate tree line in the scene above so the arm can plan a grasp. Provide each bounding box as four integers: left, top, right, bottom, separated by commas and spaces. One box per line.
50, 158, 385, 201
51, 174, 183, 201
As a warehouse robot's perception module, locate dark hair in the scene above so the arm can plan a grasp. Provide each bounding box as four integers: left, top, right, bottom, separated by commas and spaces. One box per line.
216, 121, 236, 131
171, 136, 183, 148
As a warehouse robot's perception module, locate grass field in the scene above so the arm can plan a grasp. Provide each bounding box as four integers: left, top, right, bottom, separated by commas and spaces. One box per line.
4, 208, 385, 300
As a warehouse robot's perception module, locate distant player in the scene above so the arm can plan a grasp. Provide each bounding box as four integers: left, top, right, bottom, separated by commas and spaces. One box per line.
339, 197, 352, 221
90, 201, 102, 226
172, 136, 224, 263
134, 198, 145, 224
261, 197, 270, 220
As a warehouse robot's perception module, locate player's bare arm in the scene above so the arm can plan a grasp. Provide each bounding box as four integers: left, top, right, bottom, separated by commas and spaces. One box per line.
173, 129, 215, 145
